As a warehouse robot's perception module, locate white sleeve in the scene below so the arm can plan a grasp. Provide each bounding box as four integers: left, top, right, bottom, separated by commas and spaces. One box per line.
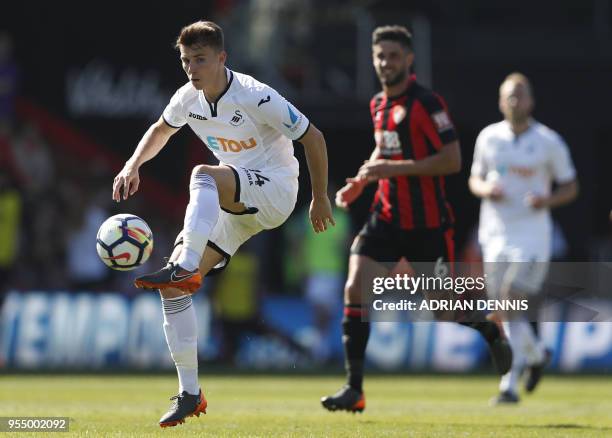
549, 134, 576, 183
246, 86, 310, 141
470, 130, 488, 178
162, 89, 187, 128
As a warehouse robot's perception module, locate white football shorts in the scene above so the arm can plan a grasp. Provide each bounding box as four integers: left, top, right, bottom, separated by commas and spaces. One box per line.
175, 164, 298, 274
482, 238, 550, 296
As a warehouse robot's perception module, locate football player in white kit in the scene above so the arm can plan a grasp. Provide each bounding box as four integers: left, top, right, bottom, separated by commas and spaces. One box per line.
469, 73, 578, 404
112, 21, 335, 427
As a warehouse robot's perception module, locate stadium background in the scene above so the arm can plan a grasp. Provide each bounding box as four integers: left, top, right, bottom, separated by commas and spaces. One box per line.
1, 0, 611, 373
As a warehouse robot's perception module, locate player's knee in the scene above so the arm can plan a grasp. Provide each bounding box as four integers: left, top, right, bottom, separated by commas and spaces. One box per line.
344, 280, 361, 305
192, 164, 214, 176
190, 165, 221, 193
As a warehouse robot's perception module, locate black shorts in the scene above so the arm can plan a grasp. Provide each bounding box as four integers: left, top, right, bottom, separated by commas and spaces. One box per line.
351, 215, 455, 267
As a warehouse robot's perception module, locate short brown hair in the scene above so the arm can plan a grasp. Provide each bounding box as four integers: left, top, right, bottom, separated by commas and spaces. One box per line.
175, 21, 224, 51
500, 72, 533, 96
372, 25, 412, 50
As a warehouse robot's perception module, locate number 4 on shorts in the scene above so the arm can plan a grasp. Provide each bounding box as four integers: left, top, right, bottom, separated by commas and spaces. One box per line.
251, 170, 269, 187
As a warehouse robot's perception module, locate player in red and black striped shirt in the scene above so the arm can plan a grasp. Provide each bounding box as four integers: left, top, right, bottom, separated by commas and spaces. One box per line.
321, 25, 512, 413
364, 75, 457, 231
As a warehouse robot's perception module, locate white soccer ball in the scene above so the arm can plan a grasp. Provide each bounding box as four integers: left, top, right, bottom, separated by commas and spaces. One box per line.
96, 214, 154, 271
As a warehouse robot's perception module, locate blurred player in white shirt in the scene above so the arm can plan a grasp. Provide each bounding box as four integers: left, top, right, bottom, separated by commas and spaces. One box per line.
469, 73, 578, 404
112, 21, 334, 427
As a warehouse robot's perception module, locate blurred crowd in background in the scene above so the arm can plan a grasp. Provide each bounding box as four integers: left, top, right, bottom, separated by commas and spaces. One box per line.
0, 109, 352, 362
2, 0, 612, 365
0, 24, 351, 362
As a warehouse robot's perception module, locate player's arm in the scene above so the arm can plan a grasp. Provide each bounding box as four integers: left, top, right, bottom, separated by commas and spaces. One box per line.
468, 129, 503, 200
400, 140, 461, 175
469, 174, 504, 200
525, 179, 578, 209
112, 117, 180, 202
337, 92, 384, 208
352, 141, 460, 181
336, 147, 381, 209
246, 86, 334, 231
299, 123, 336, 233
526, 134, 579, 209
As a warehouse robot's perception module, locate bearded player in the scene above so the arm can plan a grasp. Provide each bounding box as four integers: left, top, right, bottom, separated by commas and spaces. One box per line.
321, 25, 512, 412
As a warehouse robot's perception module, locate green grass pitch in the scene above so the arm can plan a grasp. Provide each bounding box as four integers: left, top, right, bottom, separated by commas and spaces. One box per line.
1, 374, 611, 437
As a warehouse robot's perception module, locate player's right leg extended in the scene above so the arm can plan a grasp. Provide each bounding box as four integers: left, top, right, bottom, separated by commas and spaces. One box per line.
157, 245, 224, 427
321, 254, 387, 413
135, 164, 241, 292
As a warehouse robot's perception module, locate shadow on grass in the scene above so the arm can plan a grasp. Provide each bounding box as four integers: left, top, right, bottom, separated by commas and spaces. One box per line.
511, 423, 612, 432
385, 421, 612, 433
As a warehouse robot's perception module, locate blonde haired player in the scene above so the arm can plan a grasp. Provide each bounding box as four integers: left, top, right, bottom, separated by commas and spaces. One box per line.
112, 20, 334, 427
470, 73, 578, 404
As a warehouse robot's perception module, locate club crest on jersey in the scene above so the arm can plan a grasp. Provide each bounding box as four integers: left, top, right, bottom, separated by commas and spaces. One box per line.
230, 109, 245, 127
432, 111, 452, 132
392, 105, 407, 124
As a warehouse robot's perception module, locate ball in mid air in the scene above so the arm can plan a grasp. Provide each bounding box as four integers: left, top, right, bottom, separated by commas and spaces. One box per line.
96, 214, 153, 271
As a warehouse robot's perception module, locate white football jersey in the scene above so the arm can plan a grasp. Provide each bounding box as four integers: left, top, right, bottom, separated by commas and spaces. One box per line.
471, 119, 576, 246
163, 68, 309, 175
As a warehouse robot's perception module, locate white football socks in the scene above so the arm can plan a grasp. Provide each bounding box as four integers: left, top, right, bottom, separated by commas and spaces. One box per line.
176, 172, 220, 272
519, 320, 545, 366
161, 295, 199, 395
499, 320, 525, 394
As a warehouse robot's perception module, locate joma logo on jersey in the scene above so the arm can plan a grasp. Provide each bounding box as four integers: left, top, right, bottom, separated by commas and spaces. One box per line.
189, 112, 207, 121
205, 136, 257, 153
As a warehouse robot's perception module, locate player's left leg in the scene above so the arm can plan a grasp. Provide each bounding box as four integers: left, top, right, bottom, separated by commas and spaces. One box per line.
135, 164, 244, 292
510, 260, 550, 394
459, 320, 513, 376
157, 244, 224, 428
492, 257, 548, 404
321, 250, 388, 413
494, 316, 525, 404
418, 228, 513, 375
524, 346, 552, 392
156, 167, 297, 427
500, 315, 547, 397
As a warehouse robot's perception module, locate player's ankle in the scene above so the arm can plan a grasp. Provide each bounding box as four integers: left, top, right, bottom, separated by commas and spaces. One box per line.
176, 248, 201, 272
177, 266, 197, 275
348, 382, 363, 393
